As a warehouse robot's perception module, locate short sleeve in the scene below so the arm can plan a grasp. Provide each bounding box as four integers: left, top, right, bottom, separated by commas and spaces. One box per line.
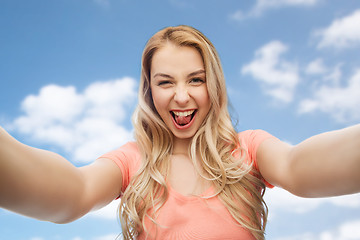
238, 130, 276, 188
99, 142, 141, 193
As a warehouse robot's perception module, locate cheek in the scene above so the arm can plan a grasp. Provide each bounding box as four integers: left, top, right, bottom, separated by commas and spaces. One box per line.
151, 89, 169, 114
197, 87, 211, 108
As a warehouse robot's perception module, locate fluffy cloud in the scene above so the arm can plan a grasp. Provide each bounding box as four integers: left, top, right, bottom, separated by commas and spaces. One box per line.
62, 235, 120, 240
305, 59, 343, 87
298, 69, 360, 122
10, 77, 137, 163
265, 187, 360, 215
315, 9, 360, 49
305, 58, 328, 75
275, 220, 360, 240
242, 41, 300, 103
230, 0, 319, 20
265, 187, 324, 214
93, 234, 121, 240
88, 199, 120, 220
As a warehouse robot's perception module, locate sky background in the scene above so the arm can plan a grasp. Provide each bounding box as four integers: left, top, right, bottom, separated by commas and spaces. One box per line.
1, 0, 360, 239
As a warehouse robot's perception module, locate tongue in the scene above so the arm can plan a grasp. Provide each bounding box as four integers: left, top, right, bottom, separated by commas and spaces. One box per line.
175, 115, 192, 125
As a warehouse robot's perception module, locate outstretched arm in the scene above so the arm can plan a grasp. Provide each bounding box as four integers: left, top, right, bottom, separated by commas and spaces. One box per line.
257, 124, 360, 197
0, 127, 122, 223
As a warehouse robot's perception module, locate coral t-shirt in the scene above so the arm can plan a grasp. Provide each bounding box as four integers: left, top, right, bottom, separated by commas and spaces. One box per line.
100, 130, 275, 239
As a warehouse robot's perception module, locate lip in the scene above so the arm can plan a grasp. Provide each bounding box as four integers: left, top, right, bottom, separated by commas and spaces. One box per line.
170, 109, 197, 130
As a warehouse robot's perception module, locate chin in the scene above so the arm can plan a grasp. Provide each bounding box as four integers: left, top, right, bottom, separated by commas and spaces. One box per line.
171, 129, 196, 140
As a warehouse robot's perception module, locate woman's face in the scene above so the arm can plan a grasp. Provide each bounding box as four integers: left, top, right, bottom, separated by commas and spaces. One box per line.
150, 43, 211, 140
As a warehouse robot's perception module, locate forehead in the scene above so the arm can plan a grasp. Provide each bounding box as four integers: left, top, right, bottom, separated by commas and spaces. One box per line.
151, 43, 204, 77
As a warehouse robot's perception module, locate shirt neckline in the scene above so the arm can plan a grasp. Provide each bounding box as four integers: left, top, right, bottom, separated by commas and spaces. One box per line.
167, 183, 214, 202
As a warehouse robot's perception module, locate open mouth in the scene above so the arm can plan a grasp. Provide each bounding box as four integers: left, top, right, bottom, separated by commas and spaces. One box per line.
170, 110, 197, 126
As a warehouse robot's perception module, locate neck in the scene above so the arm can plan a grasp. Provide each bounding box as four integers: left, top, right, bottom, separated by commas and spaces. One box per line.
172, 137, 192, 155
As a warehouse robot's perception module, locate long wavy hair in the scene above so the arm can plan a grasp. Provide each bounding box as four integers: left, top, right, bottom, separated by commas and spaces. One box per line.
119, 25, 268, 240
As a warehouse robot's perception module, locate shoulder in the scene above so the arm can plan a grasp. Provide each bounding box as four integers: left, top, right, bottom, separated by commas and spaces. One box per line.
99, 141, 142, 192
101, 141, 140, 160
238, 129, 275, 149
99, 141, 141, 173
238, 129, 273, 139
237, 129, 276, 175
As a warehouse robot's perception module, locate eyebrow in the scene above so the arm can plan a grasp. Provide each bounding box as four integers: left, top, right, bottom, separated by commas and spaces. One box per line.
187, 69, 206, 78
152, 69, 205, 79
152, 73, 174, 79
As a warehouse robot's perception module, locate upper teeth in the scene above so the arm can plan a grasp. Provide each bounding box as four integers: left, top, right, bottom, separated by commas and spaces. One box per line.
172, 110, 194, 117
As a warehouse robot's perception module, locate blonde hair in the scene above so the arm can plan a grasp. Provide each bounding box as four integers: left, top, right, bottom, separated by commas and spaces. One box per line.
119, 25, 268, 240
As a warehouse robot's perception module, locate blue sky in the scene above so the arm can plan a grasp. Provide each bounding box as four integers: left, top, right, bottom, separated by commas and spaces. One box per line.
1, 0, 360, 239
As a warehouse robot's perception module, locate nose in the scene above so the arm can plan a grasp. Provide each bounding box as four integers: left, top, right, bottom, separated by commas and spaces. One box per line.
174, 85, 190, 105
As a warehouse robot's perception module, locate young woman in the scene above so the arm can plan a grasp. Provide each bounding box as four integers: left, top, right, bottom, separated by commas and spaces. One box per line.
0, 25, 359, 240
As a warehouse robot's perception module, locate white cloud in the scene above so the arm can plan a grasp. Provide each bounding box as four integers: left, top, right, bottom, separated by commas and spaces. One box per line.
305, 58, 328, 75
88, 199, 120, 220
323, 63, 343, 86
265, 187, 324, 214
93, 233, 121, 240
230, 0, 320, 20
328, 194, 360, 208
9, 77, 137, 163
242, 41, 300, 103
265, 187, 360, 215
305, 61, 342, 94
315, 9, 360, 49
298, 69, 360, 122
275, 219, 360, 240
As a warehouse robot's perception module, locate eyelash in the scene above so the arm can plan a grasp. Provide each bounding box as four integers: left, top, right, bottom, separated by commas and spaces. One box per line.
158, 81, 172, 86
190, 78, 205, 83
156, 78, 205, 86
